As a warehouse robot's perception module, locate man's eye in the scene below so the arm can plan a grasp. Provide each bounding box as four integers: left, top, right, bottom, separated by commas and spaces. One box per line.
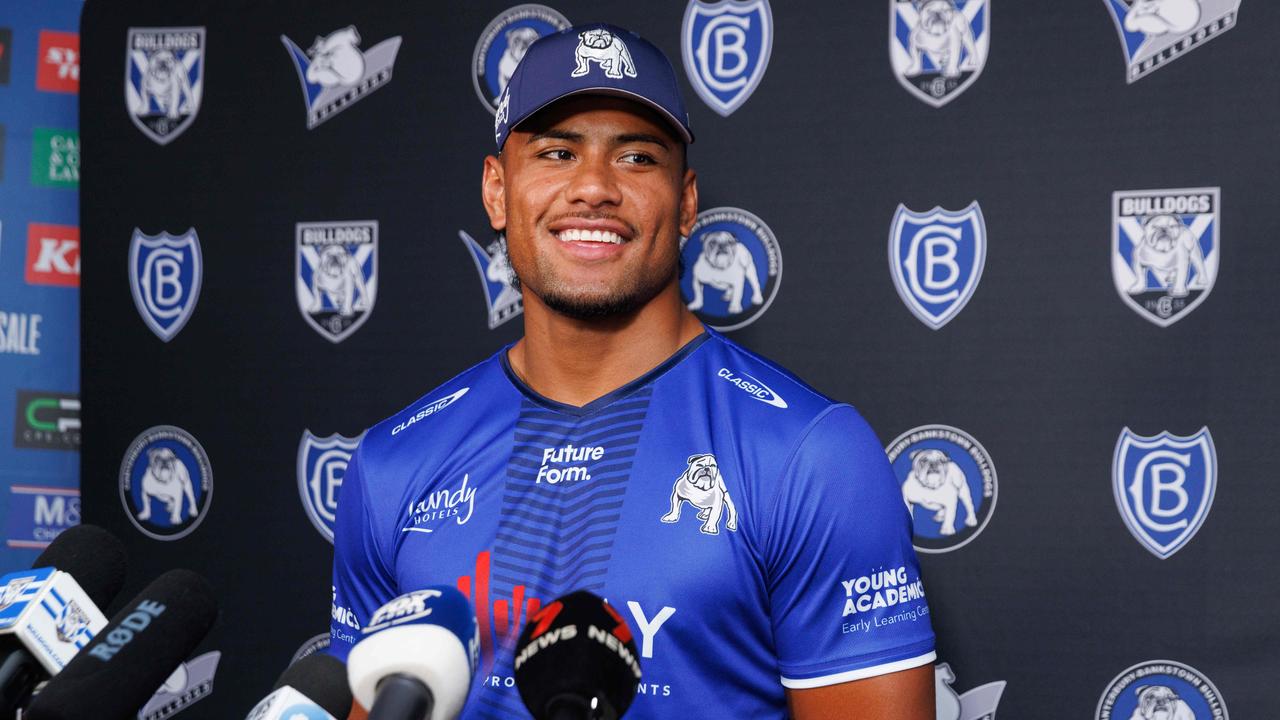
540, 149, 574, 161
621, 152, 656, 165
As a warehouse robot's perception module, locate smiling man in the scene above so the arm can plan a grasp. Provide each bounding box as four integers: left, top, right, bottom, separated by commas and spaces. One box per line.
331, 23, 936, 719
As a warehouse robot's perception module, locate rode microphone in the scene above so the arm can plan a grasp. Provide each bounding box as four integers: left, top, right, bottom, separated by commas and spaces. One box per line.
0, 524, 127, 716
24, 568, 219, 720
513, 590, 641, 720
245, 653, 353, 720
346, 586, 479, 720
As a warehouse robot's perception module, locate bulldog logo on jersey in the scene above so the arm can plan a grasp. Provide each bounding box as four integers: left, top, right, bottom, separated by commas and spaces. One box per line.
125, 27, 204, 145
472, 5, 571, 113
460, 230, 522, 329
1103, 0, 1240, 83
296, 221, 377, 343
1096, 660, 1228, 720
886, 425, 997, 553
1113, 427, 1216, 559
680, 207, 781, 331
1112, 187, 1218, 327
119, 425, 213, 541
281, 26, 402, 129
889, 202, 986, 329
890, 0, 990, 107
681, 0, 774, 116
661, 454, 738, 536
129, 228, 202, 342
934, 662, 1006, 720
297, 430, 363, 543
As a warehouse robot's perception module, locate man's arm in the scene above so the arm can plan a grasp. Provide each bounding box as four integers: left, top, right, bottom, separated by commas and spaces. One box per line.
788, 665, 935, 720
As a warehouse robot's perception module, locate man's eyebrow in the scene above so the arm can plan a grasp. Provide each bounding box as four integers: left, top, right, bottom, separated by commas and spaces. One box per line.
615, 133, 670, 149
527, 128, 585, 143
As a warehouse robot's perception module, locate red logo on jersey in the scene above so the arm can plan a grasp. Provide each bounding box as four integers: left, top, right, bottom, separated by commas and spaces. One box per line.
36, 31, 78, 94
457, 551, 544, 673
26, 224, 80, 287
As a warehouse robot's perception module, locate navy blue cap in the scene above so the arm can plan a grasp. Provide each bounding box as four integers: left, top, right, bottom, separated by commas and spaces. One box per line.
494, 23, 695, 151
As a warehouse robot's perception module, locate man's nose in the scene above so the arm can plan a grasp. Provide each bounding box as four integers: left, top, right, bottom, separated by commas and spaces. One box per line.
564, 155, 623, 207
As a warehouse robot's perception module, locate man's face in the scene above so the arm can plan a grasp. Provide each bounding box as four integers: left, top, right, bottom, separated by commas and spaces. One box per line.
482, 96, 697, 320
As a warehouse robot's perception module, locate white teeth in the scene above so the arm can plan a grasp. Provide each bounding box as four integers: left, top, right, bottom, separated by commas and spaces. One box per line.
557, 229, 623, 244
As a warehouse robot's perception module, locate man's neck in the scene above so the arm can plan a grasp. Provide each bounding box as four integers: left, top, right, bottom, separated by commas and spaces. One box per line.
507, 283, 706, 407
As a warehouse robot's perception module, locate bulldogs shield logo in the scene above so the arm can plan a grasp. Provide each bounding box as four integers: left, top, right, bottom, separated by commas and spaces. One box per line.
296, 221, 377, 343
886, 425, 997, 553
125, 27, 204, 145
0, 576, 37, 612
1113, 427, 1216, 559
1096, 659, 1229, 720
118, 425, 213, 541
890, 0, 990, 107
281, 26, 402, 129
681, 0, 774, 116
129, 228, 202, 342
472, 5, 571, 114
460, 230, 522, 329
1103, 0, 1241, 83
54, 599, 90, 644
680, 207, 782, 331
889, 202, 986, 329
297, 430, 363, 543
1113, 187, 1219, 327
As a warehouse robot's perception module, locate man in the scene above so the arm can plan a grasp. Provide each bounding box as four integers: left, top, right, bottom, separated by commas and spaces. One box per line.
331, 23, 936, 719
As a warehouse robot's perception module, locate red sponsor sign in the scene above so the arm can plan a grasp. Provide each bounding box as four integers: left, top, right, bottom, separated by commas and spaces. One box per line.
35, 31, 78, 94
26, 224, 80, 287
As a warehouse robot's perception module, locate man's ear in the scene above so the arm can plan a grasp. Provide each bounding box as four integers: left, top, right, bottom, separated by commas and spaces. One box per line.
678, 167, 698, 239
482, 155, 507, 232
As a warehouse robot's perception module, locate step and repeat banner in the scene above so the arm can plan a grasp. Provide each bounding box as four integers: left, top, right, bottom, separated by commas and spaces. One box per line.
0, 3, 82, 569
80, 0, 1278, 718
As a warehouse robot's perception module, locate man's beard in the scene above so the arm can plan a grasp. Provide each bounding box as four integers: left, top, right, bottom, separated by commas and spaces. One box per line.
501, 234, 681, 321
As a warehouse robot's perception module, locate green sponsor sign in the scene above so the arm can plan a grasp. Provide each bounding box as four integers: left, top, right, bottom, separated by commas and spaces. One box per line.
30, 128, 78, 188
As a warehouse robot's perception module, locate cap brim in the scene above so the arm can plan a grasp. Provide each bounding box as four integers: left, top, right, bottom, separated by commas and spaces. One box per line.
509, 86, 694, 146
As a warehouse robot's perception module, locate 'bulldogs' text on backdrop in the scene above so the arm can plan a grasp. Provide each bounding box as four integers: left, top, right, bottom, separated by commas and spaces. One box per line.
281, 26, 402, 129
1112, 427, 1216, 559
886, 424, 997, 553
1096, 659, 1228, 719
1111, 187, 1219, 327
472, 5, 571, 114
129, 228, 202, 342
889, 202, 986, 329
125, 27, 204, 145
890, 0, 989, 107
681, 0, 773, 116
1102, 0, 1240, 82
297, 430, 362, 543
118, 425, 213, 541
295, 221, 378, 343
680, 207, 781, 331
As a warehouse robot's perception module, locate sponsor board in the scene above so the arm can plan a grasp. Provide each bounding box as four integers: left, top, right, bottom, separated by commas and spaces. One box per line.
5, 486, 79, 550
13, 390, 80, 450
36, 30, 78, 94
30, 128, 78, 188
26, 223, 79, 287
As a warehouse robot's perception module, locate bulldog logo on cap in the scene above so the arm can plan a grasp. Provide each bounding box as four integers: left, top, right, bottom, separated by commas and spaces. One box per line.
571, 28, 637, 79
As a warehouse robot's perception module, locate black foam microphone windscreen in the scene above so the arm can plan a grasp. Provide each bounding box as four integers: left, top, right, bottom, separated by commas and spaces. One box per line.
23, 568, 219, 720
32, 523, 128, 609
513, 590, 641, 720
272, 653, 353, 718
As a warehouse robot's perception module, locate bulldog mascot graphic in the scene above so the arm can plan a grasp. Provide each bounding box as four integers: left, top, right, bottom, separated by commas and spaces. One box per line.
138, 50, 196, 120
1126, 214, 1208, 298
308, 245, 371, 317
1130, 685, 1197, 720
305, 26, 366, 88
1124, 0, 1202, 36
904, 0, 980, 78
901, 449, 977, 535
498, 27, 540, 93
661, 454, 739, 535
572, 28, 637, 79
687, 231, 765, 315
138, 447, 200, 525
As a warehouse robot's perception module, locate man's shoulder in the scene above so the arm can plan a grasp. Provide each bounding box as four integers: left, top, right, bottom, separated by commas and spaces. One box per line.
697, 330, 842, 420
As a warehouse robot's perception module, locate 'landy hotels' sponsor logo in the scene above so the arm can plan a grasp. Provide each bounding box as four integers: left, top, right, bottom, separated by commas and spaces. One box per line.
401, 474, 477, 534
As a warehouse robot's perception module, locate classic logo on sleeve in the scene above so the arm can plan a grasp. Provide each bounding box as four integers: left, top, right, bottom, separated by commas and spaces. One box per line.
118, 425, 213, 541
137, 651, 221, 720
460, 230, 522, 329
1097, 660, 1228, 720
1112, 187, 1219, 327
125, 28, 204, 144
889, 202, 986, 329
36, 31, 79, 94
129, 228, 202, 342
1103, 0, 1240, 83
295, 221, 377, 343
681, 0, 773, 116
935, 662, 1006, 720
887, 425, 996, 553
281, 26, 402, 129
472, 5, 571, 113
297, 430, 363, 543
890, 0, 989, 107
1113, 427, 1215, 559
25, 223, 79, 287
660, 454, 738, 536
680, 207, 781, 331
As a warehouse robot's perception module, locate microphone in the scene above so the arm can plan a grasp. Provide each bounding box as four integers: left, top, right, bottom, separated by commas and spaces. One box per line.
245, 653, 353, 720
346, 586, 479, 720
513, 590, 642, 720
24, 568, 219, 720
0, 524, 127, 715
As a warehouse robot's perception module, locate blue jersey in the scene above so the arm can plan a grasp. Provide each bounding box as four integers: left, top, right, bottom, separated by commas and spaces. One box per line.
330, 330, 935, 718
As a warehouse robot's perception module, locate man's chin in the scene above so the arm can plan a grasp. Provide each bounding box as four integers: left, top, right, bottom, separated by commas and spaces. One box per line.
539, 289, 648, 321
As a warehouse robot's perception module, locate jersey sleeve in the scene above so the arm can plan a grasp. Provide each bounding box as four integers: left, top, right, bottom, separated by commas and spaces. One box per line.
328, 442, 397, 662
763, 405, 936, 688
